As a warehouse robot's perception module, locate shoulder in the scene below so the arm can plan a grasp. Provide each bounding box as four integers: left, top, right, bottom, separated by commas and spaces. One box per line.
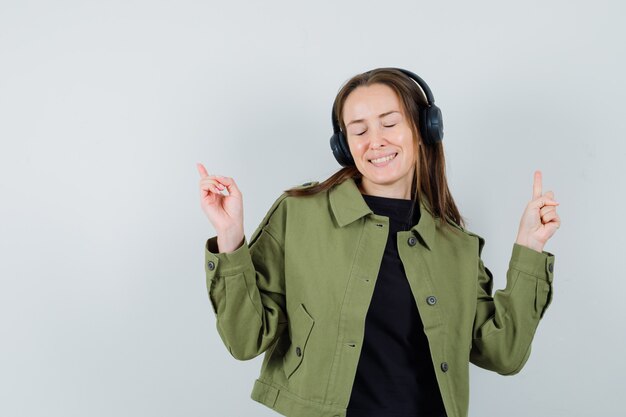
290, 181, 321, 189
443, 217, 486, 254
300, 181, 319, 187
279, 181, 328, 216
249, 181, 323, 244
267, 181, 321, 211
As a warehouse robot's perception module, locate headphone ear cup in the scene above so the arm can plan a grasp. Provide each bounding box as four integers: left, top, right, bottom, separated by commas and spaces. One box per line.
330, 131, 354, 167
420, 104, 444, 145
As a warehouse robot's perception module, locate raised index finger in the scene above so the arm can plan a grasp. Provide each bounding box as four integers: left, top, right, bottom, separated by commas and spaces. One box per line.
533, 170, 542, 200
196, 162, 209, 178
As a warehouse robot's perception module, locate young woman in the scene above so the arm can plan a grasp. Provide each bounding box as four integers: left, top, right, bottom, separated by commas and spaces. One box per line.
197, 67, 561, 417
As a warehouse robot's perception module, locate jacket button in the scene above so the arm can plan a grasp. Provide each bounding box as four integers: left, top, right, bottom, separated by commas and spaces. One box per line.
407, 236, 417, 246
426, 296, 437, 306
548, 262, 554, 272
207, 261, 215, 271
441, 362, 449, 372
296, 346, 302, 357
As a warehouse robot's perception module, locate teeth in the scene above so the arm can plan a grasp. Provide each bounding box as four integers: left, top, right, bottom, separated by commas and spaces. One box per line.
370, 153, 397, 164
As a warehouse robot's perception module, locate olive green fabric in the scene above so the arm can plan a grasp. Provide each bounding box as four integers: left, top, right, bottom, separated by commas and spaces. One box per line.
204, 177, 555, 417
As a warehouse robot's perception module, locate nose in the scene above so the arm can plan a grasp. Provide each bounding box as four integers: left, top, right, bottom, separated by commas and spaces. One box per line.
369, 125, 388, 150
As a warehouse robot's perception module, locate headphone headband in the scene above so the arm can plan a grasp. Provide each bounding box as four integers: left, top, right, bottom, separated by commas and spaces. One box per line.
390, 67, 436, 105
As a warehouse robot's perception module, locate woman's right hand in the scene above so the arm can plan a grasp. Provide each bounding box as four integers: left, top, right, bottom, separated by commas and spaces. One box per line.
197, 162, 244, 253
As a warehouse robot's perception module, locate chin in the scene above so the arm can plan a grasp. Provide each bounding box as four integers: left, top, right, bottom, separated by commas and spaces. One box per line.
365, 174, 404, 186
360, 166, 414, 185
367, 168, 403, 180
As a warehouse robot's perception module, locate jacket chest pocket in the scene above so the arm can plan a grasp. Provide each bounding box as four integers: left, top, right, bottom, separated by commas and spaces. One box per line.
283, 303, 315, 380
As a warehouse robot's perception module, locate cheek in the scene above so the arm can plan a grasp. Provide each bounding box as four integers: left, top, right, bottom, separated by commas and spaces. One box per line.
401, 135, 415, 153
348, 140, 367, 157
399, 130, 416, 156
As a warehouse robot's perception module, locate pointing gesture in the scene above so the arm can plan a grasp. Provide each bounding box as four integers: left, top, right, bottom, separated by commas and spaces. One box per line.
197, 162, 244, 253
515, 170, 561, 253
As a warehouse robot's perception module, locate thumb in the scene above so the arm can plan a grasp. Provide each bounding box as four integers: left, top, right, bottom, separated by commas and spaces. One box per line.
531, 196, 559, 210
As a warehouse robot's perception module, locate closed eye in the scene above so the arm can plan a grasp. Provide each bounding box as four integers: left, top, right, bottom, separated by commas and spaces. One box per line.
383, 124, 397, 128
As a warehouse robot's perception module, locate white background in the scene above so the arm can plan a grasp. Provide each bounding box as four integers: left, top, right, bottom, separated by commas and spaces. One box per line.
1, 0, 624, 416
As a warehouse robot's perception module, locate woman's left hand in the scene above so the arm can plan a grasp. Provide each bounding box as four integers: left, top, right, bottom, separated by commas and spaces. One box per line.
515, 170, 561, 253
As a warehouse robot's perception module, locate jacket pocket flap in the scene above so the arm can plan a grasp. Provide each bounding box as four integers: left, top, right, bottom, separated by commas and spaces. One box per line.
283, 303, 315, 379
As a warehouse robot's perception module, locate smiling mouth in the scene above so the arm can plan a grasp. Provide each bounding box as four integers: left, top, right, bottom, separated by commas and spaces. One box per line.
369, 153, 398, 164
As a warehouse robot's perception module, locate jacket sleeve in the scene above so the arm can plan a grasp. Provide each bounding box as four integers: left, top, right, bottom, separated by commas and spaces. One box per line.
470, 238, 555, 375
203, 194, 289, 361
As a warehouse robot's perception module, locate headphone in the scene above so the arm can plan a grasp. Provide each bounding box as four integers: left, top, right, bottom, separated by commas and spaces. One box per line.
329, 68, 444, 167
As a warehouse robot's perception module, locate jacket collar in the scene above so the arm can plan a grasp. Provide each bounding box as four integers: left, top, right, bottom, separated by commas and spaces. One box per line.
328, 177, 437, 250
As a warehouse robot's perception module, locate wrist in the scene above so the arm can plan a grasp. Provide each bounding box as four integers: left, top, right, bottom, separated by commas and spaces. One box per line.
515, 235, 543, 253
216, 228, 245, 253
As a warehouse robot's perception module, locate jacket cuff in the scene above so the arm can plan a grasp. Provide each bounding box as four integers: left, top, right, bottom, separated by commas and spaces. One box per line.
509, 243, 555, 283
205, 235, 252, 283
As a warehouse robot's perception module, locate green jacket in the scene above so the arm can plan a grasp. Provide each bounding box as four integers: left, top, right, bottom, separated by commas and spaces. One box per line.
204, 177, 555, 417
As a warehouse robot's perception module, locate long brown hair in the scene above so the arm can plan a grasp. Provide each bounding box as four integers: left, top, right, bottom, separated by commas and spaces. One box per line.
284, 68, 466, 231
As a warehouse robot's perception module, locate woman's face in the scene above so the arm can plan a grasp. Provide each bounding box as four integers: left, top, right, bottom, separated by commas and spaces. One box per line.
342, 83, 417, 199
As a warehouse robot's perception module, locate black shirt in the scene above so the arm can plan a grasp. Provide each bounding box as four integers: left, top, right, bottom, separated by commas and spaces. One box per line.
346, 193, 447, 417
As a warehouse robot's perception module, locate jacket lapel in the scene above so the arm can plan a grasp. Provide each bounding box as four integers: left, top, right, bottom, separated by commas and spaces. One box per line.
328, 177, 438, 250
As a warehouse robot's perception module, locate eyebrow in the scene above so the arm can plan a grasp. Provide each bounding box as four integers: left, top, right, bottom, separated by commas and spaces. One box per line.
346, 110, 400, 127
